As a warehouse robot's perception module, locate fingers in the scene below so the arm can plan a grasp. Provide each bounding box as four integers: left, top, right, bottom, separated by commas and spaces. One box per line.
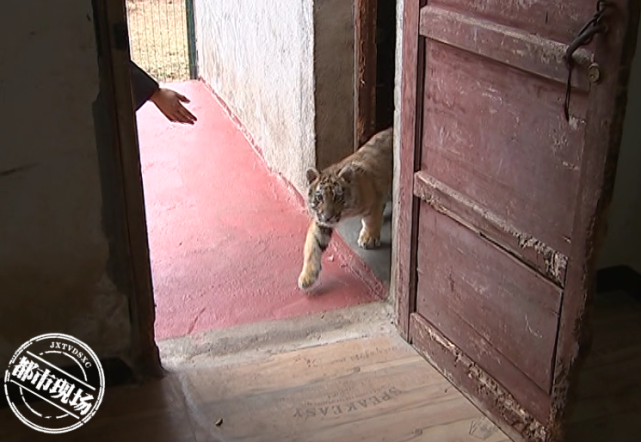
152, 88, 197, 124
170, 91, 196, 124
159, 109, 178, 123
181, 106, 197, 124
173, 104, 196, 125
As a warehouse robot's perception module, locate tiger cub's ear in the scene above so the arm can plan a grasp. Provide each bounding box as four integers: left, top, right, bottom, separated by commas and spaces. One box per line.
306, 167, 320, 184
338, 165, 354, 183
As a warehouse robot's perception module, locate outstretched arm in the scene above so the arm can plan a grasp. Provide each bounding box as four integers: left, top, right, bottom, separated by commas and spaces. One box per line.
130, 60, 159, 111
129, 61, 197, 125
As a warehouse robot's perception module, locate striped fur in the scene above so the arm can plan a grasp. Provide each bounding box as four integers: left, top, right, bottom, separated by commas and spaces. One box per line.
298, 127, 393, 290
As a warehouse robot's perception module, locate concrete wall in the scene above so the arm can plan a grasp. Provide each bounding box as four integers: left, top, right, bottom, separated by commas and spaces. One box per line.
597, 28, 641, 272
0, 1, 131, 368
193, 0, 354, 193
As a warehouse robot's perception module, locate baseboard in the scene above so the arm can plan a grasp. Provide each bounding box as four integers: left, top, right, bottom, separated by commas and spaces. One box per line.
0, 356, 135, 409
596, 265, 641, 301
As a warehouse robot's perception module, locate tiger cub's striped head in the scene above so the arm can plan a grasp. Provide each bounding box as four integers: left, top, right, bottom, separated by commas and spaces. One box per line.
305, 165, 355, 227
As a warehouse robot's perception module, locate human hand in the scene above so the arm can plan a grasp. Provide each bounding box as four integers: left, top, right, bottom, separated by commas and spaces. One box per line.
149, 88, 197, 125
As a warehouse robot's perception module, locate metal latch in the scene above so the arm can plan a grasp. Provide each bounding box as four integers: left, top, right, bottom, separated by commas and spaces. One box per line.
563, 0, 612, 121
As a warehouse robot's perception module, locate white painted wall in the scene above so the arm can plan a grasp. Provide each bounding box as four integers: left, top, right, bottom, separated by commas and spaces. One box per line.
193, 0, 354, 193
597, 28, 641, 272
193, 0, 316, 193
0, 0, 130, 368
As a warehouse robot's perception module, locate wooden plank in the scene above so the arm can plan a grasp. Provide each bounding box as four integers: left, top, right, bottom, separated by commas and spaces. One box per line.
414, 172, 568, 286
416, 204, 561, 401
428, 0, 592, 43
419, 5, 592, 90
354, 0, 378, 149
410, 313, 545, 442
419, 39, 585, 257
411, 299, 552, 425
392, 0, 427, 340
0, 335, 510, 441
550, 1, 641, 440
174, 335, 510, 442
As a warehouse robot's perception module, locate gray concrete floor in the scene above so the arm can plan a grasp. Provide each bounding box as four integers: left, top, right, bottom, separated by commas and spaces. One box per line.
336, 202, 392, 286
158, 301, 395, 368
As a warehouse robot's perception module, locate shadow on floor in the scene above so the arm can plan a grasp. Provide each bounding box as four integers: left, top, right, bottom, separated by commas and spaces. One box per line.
336, 201, 392, 286
566, 290, 641, 442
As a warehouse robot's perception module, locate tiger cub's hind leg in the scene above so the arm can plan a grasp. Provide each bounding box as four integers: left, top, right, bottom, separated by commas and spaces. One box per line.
298, 222, 333, 290
358, 201, 385, 249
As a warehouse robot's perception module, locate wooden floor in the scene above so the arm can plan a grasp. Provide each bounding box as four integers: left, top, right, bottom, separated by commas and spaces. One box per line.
2, 291, 639, 442
1, 334, 509, 442
565, 290, 641, 442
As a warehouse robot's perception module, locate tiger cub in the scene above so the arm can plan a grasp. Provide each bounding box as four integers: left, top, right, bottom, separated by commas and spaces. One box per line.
298, 127, 393, 290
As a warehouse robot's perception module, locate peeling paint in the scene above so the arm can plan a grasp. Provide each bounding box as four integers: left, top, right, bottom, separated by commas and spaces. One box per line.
567, 115, 585, 130
424, 325, 547, 442
517, 234, 568, 283
471, 366, 547, 442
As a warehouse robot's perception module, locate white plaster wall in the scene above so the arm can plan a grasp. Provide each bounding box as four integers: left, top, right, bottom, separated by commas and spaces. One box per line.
597, 28, 641, 272
0, 0, 130, 368
194, 0, 316, 193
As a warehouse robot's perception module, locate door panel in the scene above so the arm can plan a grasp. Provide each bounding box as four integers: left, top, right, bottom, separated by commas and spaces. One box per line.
395, 0, 640, 441
429, 0, 588, 43
416, 204, 561, 395
420, 39, 586, 258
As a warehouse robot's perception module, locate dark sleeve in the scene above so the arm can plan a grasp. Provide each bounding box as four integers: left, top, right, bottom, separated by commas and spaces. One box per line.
129, 60, 159, 111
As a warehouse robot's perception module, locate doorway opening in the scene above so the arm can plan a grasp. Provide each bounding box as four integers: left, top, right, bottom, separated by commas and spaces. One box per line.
337, 0, 397, 285
124, 1, 395, 344
102, 0, 636, 436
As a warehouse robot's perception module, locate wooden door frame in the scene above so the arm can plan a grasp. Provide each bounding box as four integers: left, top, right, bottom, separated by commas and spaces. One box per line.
100, 0, 393, 378
392, 0, 425, 341
95, 0, 162, 378
354, 0, 379, 149
392, 0, 641, 440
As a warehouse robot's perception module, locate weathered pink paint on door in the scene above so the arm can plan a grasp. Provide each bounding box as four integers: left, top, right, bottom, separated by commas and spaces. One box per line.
395, 0, 640, 441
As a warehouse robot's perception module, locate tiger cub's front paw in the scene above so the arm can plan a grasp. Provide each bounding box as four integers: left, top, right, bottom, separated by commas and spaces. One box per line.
298, 268, 319, 290
358, 229, 381, 249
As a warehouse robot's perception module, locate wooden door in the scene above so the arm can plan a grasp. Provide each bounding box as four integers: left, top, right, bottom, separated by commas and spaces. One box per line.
96, 0, 162, 376
393, 1, 640, 441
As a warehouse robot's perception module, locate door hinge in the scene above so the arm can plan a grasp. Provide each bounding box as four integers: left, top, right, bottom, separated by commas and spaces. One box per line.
112, 22, 129, 52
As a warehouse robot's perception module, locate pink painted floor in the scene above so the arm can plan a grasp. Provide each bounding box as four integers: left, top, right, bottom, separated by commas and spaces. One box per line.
137, 81, 385, 340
